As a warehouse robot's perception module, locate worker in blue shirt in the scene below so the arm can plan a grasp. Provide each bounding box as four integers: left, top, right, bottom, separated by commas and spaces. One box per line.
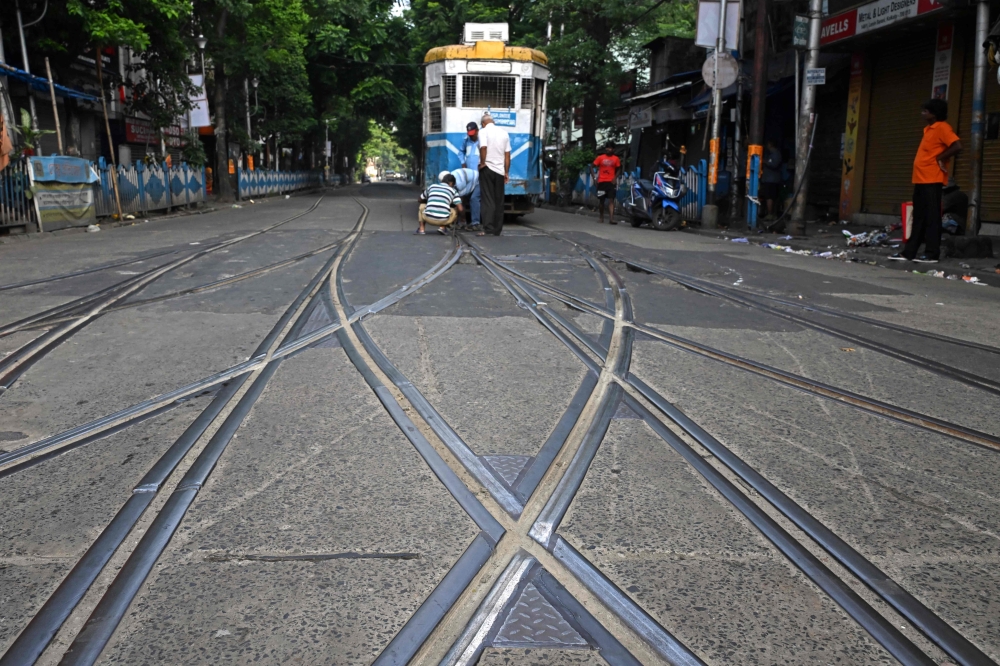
461, 122, 482, 230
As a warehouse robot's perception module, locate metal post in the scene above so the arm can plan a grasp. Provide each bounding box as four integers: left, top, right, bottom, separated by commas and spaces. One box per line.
703, 0, 729, 228
95, 47, 124, 222
244, 77, 251, 139
43, 57, 63, 155
746, 0, 768, 225
15, 0, 41, 155
789, 0, 822, 234
794, 49, 800, 158
967, 0, 990, 236
729, 0, 745, 225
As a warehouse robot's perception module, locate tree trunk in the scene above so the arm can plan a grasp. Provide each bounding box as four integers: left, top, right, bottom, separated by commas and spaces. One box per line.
212, 8, 233, 201
581, 14, 611, 150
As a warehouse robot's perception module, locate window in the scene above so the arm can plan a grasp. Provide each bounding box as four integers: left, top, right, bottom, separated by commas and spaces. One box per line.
444, 76, 456, 107
427, 84, 440, 100
462, 75, 516, 110
429, 106, 442, 132
521, 78, 533, 110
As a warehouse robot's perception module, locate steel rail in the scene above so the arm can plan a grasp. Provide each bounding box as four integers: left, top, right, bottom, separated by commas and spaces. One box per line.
26, 238, 347, 328
626, 374, 997, 666
0, 197, 326, 388
601, 252, 1000, 397
630, 321, 1000, 452
605, 250, 1000, 357
50, 202, 355, 666
0, 248, 180, 292
485, 232, 978, 666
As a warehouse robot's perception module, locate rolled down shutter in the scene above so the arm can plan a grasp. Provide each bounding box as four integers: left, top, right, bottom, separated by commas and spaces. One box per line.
953, 39, 1000, 223
862, 37, 936, 215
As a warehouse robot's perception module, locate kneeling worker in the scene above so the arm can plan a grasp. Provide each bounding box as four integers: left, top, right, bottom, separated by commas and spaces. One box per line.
417, 173, 464, 235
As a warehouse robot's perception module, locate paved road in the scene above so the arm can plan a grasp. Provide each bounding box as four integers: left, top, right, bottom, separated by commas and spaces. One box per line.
0, 183, 997, 666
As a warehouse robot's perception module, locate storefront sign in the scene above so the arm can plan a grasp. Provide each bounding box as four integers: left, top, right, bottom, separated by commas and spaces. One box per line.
628, 106, 653, 130
840, 54, 865, 218
821, 0, 942, 45
931, 22, 953, 99
125, 119, 158, 144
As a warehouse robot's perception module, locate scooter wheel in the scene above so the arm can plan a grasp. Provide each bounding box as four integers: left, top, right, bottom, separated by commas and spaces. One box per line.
653, 207, 681, 231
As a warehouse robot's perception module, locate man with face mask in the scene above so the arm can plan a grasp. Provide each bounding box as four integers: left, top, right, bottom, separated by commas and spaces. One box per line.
461, 122, 482, 231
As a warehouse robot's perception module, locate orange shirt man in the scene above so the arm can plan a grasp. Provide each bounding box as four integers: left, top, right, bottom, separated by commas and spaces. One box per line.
890, 99, 962, 263
591, 145, 622, 225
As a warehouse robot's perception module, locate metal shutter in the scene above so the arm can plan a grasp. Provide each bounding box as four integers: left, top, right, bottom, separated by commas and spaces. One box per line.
953, 39, 1000, 223
861, 37, 936, 215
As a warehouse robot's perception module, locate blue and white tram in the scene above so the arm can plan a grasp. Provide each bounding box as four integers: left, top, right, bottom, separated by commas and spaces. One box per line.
422, 23, 548, 216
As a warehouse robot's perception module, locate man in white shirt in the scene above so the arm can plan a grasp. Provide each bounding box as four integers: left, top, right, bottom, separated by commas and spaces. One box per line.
476, 113, 510, 236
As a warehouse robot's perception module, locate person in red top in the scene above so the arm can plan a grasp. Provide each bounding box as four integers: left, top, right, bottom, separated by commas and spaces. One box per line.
591, 144, 622, 225
889, 99, 962, 263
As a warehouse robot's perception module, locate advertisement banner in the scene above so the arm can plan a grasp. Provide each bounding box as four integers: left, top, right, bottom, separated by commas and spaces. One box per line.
187, 74, 211, 128
840, 54, 865, 219
821, 0, 942, 45
931, 23, 953, 99
31, 184, 97, 228
28, 156, 98, 184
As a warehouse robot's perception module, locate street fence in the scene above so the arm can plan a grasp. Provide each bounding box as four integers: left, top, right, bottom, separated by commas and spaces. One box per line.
1, 156, 321, 230
569, 159, 707, 223
237, 167, 321, 200
95, 158, 207, 217
0, 156, 35, 228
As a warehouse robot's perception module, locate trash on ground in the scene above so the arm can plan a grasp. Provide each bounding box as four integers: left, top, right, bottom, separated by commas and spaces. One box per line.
962, 275, 985, 284
285, 194, 290, 199
843, 228, 889, 247
927, 270, 945, 278
86, 224, 100, 233
124, 214, 135, 220
960, 263, 971, 269
841, 347, 856, 352
947, 274, 959, 280
780, 235, 793, 240
232, 204, 242, 208
732, 237, 749, 243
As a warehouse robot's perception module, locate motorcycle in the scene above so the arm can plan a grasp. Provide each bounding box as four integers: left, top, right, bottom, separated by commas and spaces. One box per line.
622, 162, 687, 231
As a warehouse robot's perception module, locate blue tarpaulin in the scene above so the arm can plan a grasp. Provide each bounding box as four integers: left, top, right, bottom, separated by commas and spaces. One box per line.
28, 156, 99, 184
0, 63, 101, 103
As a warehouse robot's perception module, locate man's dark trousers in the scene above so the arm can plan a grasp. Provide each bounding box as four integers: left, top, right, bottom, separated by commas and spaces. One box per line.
480, 167, 505, 235
903, 183, 943, 260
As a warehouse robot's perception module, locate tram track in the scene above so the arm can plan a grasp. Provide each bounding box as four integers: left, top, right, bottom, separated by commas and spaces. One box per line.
0, 196, 327, 392
1, 199, 483, 666
471, 234, 996, 666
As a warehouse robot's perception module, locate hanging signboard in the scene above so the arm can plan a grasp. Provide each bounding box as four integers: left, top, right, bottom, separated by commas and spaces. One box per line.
793, 15, 810, 48
628, 106, 653, 130
821, 0, 943, 45
695, 1, 740, 50
931, 22, 953, 100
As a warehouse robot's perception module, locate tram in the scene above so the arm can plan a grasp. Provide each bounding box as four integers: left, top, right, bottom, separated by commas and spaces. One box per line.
422, 23, 548, 216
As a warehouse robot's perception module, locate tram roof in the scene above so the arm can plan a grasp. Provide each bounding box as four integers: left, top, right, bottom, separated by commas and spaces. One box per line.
423, 41, 548, 66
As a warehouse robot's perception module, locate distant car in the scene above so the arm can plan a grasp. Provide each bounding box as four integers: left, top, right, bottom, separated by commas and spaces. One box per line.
385, 170, 396, 180
361, 173, 371, 184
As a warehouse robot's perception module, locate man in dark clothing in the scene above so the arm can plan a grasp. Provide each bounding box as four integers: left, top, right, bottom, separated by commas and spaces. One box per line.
889, 99, 962, 263
761, 139, 783, 220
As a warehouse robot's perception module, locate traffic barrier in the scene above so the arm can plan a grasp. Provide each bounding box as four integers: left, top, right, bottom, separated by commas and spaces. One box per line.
237, 168, 321, 200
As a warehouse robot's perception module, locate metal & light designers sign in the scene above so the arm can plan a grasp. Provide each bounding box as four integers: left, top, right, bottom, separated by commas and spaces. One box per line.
821, 0, 942, 45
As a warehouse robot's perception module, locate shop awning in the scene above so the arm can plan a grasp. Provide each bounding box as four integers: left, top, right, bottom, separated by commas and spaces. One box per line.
0, 63, 101, 103
625, 70, 702, 105
683, 76, 794, 113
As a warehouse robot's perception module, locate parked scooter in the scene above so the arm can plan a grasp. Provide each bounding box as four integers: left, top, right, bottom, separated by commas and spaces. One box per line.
622, 158, 687, 231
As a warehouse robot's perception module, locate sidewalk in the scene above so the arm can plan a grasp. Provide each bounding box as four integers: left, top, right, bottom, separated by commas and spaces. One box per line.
537, 201, 999, 287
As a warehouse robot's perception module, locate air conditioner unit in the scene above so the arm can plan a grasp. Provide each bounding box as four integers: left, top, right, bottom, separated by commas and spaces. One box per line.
463, 22, 509, 44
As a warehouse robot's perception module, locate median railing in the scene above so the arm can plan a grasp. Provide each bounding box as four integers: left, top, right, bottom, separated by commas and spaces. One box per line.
237, 168, 321, 200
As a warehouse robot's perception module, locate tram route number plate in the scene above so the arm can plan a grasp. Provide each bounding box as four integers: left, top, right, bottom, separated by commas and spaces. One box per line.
491, 110, 517, 127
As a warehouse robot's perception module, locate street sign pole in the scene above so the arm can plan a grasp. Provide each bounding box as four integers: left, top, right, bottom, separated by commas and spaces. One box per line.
704, 0, 729, 229
789, 0, 822, 235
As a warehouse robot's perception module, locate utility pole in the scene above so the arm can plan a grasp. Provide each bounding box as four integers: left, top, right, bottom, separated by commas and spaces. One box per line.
967, 0, 990, 236
746, 0, 768, 224
95, 47, 124, 222
703, 0, 730, 229
788, 0, 821, 235
15, 0, 41, 155
44, 57, 63, 154
728, 0, 745, 225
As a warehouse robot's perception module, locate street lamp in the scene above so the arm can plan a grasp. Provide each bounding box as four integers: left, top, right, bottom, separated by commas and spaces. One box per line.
196, 34, 207, 79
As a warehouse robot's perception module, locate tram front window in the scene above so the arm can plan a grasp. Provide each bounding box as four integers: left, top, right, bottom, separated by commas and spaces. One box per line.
462, 75, 515, 109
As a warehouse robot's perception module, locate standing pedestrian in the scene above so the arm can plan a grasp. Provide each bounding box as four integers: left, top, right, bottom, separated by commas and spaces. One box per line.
889, 99, 962, 263
477, 113, 510, 237
761, 138, 783, 221
461, 122, 482, 231
591, 144, 621, 225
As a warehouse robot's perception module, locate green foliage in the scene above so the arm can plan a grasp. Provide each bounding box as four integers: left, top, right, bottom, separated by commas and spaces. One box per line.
358, 120, 412, 173
181, 132, 209, 166
560, 145, 595, 185
17, 109, 55, 153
